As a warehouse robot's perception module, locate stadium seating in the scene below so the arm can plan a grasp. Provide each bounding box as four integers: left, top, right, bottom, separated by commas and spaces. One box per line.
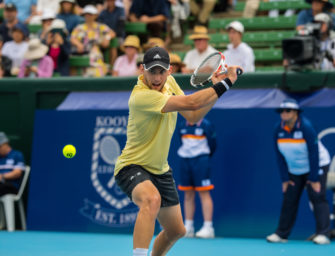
235, 0, 309, 12
125, 22, 147, 34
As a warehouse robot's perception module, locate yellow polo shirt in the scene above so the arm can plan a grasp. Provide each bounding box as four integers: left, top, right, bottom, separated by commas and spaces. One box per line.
114, 74, 184, 176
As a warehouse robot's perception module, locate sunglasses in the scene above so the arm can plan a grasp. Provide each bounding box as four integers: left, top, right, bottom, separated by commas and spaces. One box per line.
278, 108, 293, 113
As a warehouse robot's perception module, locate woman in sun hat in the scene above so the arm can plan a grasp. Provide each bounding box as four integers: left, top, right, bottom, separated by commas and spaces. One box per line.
18, 38, 54, 78
112, 34, 141, 76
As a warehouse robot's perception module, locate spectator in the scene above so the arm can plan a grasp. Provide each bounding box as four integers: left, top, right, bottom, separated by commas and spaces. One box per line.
57, 0, 83, 34
177, 117, 216, 238
223, 21, 255, 73
70, 5, 115, 77
76, 0, 104, 13
1, 23, 29, 76
313, 13, 335, 70
46, 19, 71, 76
0, 132, 25, 197
296, 0, 334, 31
168, 0, 190, 40
182, 25, 217, 74
266, 98, 331, 245
189, 0, 216, 26
169, 53, 184, 73
38, 9, 56, 44
4, 0, 38, 24
18, 38, 54, 78
0, 35, 13, 77
129, 0, 170, 38
0, 3, 29, 44
243, 0, 260, 18
98, 0, 126, 41
142, 37, 165, 51
112, 35, 140, 76
30, 0, 61, 24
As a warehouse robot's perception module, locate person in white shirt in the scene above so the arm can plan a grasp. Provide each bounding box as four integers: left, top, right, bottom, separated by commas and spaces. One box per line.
1, 23, 29, 75
182, 25, 217, 74
223, 21, 255, 73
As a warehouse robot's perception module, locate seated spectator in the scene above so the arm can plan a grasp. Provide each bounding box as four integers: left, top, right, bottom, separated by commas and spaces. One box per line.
112, 35, 140, 76
57, 0, 83, 34
167, 0, 190, 44
243, 0, 259, 18
296, 0, 334, 31
0, 3, 29, 44
189, 0, 216, 26
98, 0, 126, 41
1, 23, 29, 75
30, 0, 61, 24
0, 132, 25, 197
5, 0, 38, 24
142, 37, 165, 51
70, 5, 115, 77
46, 19, 71, 76
169, 52, 185, 73
182, 25, 217, 74
18, 38, 54, 78
38, 9, 56, 44
223, 21, 255, 72
129, 0, 170, 38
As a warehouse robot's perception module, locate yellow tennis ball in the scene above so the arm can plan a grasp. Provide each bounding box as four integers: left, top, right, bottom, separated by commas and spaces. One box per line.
63, 144, 76, 158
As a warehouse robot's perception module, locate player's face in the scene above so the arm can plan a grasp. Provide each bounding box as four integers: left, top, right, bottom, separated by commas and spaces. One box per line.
143, 66, 171, 92
280, 109, 298, 122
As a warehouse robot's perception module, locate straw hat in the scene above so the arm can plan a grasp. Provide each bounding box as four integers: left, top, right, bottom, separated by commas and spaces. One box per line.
169, 53, 185, 67
143, 37, 165, 50
24, 38, 49, 60
121, 35, 141, 52
189, 25, 210, 40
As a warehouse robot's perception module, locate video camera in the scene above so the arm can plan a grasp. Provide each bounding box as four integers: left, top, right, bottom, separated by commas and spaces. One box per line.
282, 22, 322, 70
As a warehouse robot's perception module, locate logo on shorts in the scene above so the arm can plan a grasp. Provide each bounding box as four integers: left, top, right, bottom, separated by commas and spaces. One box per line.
80, 115, 138, 227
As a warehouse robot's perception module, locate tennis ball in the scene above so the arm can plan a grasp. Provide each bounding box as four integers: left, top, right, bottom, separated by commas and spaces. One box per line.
63, 144, 76, 158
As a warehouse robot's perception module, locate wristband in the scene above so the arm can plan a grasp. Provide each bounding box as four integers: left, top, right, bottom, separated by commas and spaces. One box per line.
212, 78, 233, 98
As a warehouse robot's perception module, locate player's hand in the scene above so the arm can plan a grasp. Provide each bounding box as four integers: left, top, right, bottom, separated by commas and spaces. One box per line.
308, 181, 321, 193
226, 65, 243, 84
282, 180, 295, 193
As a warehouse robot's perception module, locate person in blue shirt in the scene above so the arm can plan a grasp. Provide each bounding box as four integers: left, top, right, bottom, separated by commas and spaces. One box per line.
129, 0, 170, 38
0, 132, 25, 196
98, 0, 126, 40
177, 117, 216, 239
296, 0, 334, 31
266, 98, 331, 245
57, 0, 84, 34
4, 0, 37, 24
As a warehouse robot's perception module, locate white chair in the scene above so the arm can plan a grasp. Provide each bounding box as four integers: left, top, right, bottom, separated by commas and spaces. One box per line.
0, 166, 30, 232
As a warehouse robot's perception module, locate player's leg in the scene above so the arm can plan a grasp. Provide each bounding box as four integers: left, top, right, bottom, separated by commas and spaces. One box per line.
193, 155, 214, 238
132, 180, 162, 250
152, 204, 186, 256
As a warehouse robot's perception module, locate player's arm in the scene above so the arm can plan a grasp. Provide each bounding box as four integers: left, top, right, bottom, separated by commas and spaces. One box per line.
162, 66, 240, 123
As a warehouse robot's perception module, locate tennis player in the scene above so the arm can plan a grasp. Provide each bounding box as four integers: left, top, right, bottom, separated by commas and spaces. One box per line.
114, 46, 242, 256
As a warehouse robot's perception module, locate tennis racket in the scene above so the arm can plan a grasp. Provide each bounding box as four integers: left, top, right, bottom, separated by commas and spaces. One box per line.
190, 52, 243, 88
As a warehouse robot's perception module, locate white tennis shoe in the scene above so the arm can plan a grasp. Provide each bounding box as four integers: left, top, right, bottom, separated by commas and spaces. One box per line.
195, 226, 215, 238
266, 233, 288, 243
313, 234, 330, 245
184, 226, 194, 238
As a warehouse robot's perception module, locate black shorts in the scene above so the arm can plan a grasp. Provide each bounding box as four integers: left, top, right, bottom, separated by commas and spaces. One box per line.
115, 164, 180, 208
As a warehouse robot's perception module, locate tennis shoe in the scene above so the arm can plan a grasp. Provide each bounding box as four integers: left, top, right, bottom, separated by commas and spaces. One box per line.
313, 234, 330, 245
184, 226, 194, 238
195, 226, 215, 238
266, 233, 287, 243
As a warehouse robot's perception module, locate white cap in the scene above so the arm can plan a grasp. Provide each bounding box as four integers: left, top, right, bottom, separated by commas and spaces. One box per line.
82, 5, 98, 15
226, 21, 244, 33
314, 13, 331, 24
41, 9, 56, 20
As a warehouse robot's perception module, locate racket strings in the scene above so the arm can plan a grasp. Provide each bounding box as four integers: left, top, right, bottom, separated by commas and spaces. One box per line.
192, 54, 222, 85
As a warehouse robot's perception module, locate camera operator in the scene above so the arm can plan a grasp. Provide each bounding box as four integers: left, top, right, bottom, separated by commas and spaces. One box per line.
314, 13, 335, 70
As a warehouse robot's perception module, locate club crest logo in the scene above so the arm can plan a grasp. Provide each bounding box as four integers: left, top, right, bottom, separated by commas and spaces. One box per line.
80, 115, 138, 227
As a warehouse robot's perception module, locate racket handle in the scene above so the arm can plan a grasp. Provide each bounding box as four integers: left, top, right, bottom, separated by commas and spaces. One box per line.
236, 68, 243, 76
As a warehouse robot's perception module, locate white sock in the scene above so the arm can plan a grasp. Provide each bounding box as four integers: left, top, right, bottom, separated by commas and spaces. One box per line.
133, 248, 148, 256
203, 221, 213, 228
185, 219, 194, 228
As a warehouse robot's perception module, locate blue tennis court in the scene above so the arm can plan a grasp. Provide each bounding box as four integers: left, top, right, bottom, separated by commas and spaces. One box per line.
0, 231, 334, 256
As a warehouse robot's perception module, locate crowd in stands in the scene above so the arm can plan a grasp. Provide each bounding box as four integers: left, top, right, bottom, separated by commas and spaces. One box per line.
0, 0, 335, 78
